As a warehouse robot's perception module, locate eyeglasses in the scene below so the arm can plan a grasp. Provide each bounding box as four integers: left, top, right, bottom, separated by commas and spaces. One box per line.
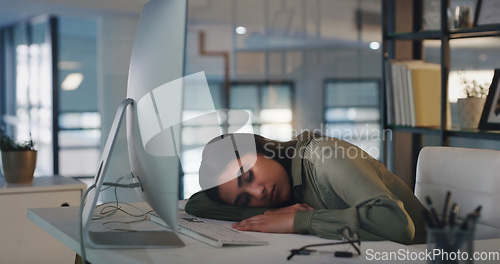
287, 226, 361, 260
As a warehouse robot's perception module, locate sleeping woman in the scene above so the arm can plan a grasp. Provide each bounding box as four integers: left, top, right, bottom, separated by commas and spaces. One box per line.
185, 131, 427, 244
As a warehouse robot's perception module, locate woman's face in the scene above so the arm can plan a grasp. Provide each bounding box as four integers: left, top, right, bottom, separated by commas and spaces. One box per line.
217, 154, 292, 207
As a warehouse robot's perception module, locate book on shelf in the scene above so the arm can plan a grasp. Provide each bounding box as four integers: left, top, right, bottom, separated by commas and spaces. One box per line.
407, 63, 441, 127
389, 61, 403, 125
384, 60, 394, 125
400, 60, 426, 126
386, 60, 442, 127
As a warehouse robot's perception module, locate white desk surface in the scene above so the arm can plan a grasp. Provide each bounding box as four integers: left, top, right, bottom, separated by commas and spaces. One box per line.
28, 205, 500, 264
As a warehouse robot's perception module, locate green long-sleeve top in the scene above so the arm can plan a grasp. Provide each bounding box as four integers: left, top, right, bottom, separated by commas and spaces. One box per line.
185, 132, 427, 244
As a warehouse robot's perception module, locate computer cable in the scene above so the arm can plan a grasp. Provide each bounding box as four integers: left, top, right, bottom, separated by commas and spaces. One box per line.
93, 174, 141, 220
78, 174, 143, 264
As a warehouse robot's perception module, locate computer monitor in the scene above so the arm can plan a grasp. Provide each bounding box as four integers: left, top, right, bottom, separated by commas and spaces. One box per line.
81, 0, 189, 248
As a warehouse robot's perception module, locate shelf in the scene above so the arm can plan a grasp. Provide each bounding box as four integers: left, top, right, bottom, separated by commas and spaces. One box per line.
445, 128, 500, 140
386, 31, 441, 40
386, 125, 441, 135
450, 25, 500, 39
381, 0, 500, 177
387, 125, 500, 139
386, 25, 500, 41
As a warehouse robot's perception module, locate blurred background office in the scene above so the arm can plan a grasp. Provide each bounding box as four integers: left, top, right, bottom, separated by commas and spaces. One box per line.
1, 0, 499, 200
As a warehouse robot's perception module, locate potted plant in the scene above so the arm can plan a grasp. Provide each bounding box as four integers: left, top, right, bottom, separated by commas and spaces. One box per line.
0, 129, 37, 183
456, 73, 490, 129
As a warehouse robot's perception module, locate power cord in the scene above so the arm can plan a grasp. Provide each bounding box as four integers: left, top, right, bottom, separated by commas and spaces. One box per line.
78, 174, 142, 264
96, 202, 148, 232
91, 174, 140, 221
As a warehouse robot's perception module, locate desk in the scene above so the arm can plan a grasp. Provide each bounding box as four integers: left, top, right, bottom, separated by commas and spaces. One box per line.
28, 205, 500, 264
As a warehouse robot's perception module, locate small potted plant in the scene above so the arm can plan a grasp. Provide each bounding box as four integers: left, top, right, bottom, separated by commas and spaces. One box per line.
0, 129, 37, 183
457, 73, 490, 129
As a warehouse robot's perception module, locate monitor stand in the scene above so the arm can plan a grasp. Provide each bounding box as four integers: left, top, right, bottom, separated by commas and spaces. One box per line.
81, 98, 184, 249
89, 231, 184, 248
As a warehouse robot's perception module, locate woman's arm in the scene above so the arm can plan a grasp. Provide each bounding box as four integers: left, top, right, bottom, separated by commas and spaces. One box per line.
231, 195, 412, 243
184, 191, 267, 221
293, 196, 414, 244
296, 140, 416, 244
225, 139, 417, 244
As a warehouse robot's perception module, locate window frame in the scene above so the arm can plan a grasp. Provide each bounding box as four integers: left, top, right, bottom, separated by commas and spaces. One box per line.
322, 78, 382, 159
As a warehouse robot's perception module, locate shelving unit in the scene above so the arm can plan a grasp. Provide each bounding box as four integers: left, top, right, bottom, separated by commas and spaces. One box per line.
381, 0, 500, 189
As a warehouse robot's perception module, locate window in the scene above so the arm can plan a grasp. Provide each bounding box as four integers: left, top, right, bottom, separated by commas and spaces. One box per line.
1, 16, 100, 178
230, 82, 294, 140
57, 17, 99, 177
323, 79, 381, 159
1, 16, 57, 176
184, 0, 383, 197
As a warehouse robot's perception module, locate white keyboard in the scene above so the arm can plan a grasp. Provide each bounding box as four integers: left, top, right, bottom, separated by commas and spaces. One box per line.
148, 211, 268, 247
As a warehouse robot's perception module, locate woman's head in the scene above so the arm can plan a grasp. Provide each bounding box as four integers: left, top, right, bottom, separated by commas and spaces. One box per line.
199, 133, 296, 207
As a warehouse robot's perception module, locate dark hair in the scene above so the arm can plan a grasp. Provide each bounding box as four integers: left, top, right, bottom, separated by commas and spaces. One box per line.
199, 133, 297, 202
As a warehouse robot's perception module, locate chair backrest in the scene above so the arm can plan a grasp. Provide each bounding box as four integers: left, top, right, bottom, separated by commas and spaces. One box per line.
414, 146, 500, 239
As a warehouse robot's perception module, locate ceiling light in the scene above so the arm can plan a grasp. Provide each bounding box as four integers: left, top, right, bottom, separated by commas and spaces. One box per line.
235, 26, 247, 35
369, 42, 380, 50
61, 73, 84, 91
59, 61, 82, 70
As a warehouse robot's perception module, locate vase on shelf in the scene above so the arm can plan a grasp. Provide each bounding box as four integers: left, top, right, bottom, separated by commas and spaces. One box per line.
1, 150, 37, 183
457, 98, 486, 129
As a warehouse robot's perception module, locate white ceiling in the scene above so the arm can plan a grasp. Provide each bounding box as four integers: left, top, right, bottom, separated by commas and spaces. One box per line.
0, 0, 384, 51
0, 0, 146, 27
0, 0, 381, 30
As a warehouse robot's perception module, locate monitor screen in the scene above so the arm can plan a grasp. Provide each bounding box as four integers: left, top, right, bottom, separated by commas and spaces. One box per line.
82, 0, 189, 248
81, 0, 250, 249
125, 0, 187, 235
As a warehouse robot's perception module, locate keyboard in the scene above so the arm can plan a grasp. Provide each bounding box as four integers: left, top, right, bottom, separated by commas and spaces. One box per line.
148, 211, 268, 247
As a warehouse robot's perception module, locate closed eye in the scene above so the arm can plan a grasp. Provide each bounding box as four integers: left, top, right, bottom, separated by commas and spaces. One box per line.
245, 169, 254, 183
234, 168, 253, 206
234, 193, 250, 206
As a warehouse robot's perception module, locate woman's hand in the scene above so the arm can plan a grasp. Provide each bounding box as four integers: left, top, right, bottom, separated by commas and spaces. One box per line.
231, 203, 314, 233
232, 213, 296, 233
